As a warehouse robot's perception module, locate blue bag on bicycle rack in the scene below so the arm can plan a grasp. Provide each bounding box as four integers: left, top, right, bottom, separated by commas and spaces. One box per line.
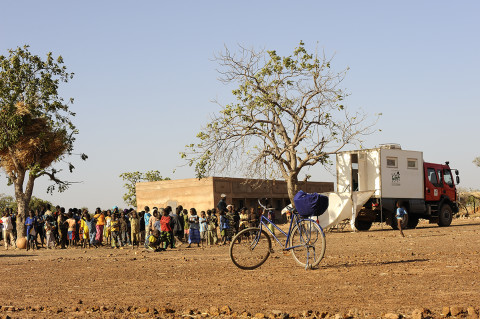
293, 190, 329, 217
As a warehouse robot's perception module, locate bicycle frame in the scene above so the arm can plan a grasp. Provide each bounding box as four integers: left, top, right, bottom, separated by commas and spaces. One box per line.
256, 211, 313, 251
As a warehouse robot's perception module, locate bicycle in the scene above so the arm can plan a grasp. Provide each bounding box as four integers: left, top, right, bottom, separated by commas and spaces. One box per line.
229, 199, 326, 270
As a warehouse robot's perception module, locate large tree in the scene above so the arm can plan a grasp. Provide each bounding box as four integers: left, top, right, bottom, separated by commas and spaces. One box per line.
0, 45, 86, 237
183, 42, 377, 203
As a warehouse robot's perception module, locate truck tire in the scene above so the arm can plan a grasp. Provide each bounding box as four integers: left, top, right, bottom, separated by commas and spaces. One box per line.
354, 219, 373, 231
438, 204, 453, 227
407, 216, 419, 229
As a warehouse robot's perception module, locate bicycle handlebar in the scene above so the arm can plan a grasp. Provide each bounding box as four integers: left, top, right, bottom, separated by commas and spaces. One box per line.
257, 198, 267, 210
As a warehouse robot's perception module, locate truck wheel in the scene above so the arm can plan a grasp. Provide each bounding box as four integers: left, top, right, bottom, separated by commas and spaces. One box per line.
438, 204, 453, 227
354, 219, 373, 231
407, 216, 419, 229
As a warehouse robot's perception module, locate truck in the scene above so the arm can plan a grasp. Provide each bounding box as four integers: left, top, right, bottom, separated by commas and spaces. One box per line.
334, 144, 460, 231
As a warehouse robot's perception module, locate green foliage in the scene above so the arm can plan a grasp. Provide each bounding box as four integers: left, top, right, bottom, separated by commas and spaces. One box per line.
0, 45, 86, 236
0, 45, 75, 149
119, 170, 170, 207
0, 45, 86, 192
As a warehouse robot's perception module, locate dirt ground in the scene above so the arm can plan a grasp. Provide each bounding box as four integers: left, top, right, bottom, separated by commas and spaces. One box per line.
0, 218, 479, 318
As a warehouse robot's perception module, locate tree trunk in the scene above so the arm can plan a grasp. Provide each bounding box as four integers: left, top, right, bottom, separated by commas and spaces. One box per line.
16, 196, 28, 238
286, 174, 299, 207
13, 173, 35, 239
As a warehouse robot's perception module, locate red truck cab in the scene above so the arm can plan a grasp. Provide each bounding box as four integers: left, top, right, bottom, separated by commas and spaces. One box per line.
424, 161, 459, 226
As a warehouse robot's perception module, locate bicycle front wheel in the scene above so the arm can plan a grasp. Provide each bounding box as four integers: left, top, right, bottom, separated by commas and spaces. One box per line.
290, 219, 326, 269
229, 227, 272, 270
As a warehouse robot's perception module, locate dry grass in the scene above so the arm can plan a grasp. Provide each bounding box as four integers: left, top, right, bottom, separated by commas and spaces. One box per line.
0, 102, 68, 174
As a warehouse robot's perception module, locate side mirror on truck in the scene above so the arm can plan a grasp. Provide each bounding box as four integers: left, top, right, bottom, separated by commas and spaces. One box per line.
456, 175, 460, 184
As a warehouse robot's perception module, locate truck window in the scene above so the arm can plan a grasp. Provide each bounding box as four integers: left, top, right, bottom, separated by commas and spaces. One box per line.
427, 168, 439, 185
443, 170, 454, 187
407, 158, 418, 169
437, 170, 443, 185
386, 157, 397, 168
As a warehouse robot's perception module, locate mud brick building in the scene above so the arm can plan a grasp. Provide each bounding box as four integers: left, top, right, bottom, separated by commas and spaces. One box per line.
135, 177, 333, 213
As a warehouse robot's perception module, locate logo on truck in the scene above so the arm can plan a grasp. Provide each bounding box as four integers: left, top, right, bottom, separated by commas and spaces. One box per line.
392, 171, 400, 186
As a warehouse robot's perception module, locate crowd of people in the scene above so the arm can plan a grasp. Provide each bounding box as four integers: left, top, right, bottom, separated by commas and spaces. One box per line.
1, 194, 277, 252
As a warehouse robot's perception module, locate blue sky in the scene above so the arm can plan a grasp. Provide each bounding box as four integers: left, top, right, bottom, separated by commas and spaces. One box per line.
1, 1, 479, 210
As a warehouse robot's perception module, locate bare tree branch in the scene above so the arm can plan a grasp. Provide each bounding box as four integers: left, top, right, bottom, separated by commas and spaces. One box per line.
183, 42, 379, 202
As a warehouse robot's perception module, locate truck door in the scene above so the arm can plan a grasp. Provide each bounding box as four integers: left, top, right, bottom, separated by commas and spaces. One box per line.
424, 166, 441, 202
442, 169, 456, 201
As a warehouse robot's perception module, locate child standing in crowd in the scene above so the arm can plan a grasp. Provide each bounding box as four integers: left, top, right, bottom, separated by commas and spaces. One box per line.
25, 210, 37, 251
199, 211, 207, 247
59, 210, 68, 249
80, 211, 90, 248
119, 212, 128, 246
74, 209, 81, 246
266, 205, 275, 235
104, 210, 112, 246
35, 209, 45, 248
66, 212, 77, 248
187, 208, 200, 248
182, 209, 189, 243
2, 211, 16, 250
110, 213, 121, 248
211, 209, 219, 244
172, 206, 183, 246
129, 210, 140, 249
84, 212, 97, 248
160, 208, 172, 249
93, 208, 105, 245
139, 211, 145, 243
239, 207, 249, 232
206, 210, 216, 246
56, 211, 63, 246
148, 209, 159, 238
78, 217, 84, 247
249, 207, 258, 228
125, 209, 132, 245
226, 205, 236, 242
143, 206, 151, 248
219, 210, 229, 245
44, 215, 55, 249
165, 206, 175, 248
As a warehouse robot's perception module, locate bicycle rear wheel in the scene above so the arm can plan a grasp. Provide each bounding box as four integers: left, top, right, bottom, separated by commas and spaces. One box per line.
229, 227, 272, 270
289, 219, 326, 269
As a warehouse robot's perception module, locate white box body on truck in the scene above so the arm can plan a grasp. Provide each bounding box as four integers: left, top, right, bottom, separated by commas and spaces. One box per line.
335, 144, 459, 230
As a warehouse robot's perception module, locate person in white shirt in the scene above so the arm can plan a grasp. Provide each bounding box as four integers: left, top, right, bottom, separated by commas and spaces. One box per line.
1, 212, 16, 249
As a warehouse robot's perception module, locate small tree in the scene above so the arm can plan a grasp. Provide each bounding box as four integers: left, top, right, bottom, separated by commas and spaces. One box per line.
119, 170, 170, 207
473, 157, 480, 167
0, 45, 86, 237
182, 42, 377, 203
0, 193, 15, 211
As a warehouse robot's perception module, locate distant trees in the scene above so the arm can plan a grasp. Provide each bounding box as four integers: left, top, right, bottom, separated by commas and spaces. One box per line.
119, 170, 170, 207
182, 42, 377, 204
0, 45, 87, 237
0, 193, 52, 213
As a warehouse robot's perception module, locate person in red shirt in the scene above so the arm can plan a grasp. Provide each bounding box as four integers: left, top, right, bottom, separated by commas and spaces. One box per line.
159, 209, 172, 249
